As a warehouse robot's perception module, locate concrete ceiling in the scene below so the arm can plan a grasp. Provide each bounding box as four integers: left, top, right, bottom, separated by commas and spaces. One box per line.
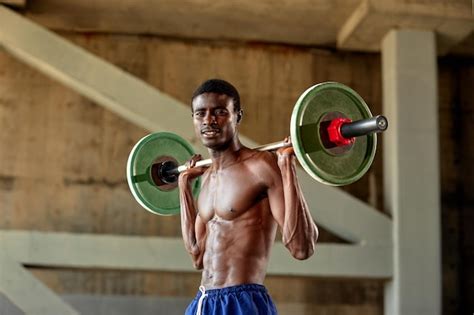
4, 0, 474, 55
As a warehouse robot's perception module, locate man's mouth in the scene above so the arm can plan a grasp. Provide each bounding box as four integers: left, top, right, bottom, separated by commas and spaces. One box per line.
201, 128, 220, 138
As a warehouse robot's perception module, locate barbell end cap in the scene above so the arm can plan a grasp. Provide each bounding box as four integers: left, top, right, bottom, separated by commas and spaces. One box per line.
375, 115, 388, 132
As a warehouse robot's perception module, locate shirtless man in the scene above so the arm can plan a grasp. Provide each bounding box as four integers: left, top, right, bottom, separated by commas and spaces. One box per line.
179, 79, 318, 315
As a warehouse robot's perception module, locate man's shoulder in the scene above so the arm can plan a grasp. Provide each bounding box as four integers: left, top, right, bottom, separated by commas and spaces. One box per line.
241, 148, 279, 174
241, 147, 273, 161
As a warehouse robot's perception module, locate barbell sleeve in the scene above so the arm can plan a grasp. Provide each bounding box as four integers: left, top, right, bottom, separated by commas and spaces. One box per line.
340, 115, 388, 139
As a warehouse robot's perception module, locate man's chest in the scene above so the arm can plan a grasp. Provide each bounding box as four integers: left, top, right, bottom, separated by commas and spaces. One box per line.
197, 168, 267, 222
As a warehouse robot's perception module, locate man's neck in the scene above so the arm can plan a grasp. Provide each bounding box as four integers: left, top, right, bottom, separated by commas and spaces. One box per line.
208, 136, 243, 170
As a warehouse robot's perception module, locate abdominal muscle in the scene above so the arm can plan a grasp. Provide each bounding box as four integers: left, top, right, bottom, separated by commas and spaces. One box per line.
200, 202, 277, 289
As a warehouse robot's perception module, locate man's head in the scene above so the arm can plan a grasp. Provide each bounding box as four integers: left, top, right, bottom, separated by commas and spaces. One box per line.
191, 79, 241, 115
191, 79, 243, 150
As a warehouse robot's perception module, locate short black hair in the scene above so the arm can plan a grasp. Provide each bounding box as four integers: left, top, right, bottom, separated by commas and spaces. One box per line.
191, 79, 241, 112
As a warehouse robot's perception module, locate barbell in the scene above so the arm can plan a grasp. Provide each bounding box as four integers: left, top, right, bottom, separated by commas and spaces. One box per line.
126, 82, 388, 216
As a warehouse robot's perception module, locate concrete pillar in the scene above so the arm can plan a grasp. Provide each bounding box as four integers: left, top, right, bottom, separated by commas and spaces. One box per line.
381, 30, 441, 315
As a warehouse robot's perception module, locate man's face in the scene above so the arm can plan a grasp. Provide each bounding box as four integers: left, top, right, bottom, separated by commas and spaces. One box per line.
192, 93, 240, 150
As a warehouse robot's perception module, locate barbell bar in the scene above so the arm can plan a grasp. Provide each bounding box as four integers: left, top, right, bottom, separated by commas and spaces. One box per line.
127, 82, 388, 215
159, 115, 388, 182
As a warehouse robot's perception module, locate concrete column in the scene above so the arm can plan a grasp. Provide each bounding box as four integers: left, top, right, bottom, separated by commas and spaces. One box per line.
381, 30, 441, 315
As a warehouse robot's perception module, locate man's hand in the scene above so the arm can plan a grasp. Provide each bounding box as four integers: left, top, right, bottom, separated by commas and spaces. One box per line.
179, 154, 207, 181
276, 137, 295, 166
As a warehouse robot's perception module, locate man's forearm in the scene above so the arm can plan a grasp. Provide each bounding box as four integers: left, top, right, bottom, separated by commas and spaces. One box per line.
179, 175, 200, 256
279, 156, 318, 259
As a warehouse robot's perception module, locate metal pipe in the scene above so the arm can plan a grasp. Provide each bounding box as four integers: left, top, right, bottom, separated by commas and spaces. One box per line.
164, 116, 388, 178
169, 140, 290, 174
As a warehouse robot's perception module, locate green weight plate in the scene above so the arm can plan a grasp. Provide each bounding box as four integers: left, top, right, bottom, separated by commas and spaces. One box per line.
126, 132, 201, 215
290, 82, 377, 186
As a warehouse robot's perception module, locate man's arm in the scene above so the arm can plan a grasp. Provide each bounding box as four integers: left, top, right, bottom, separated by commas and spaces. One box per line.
266, 148, 319, 260
178, 156, 207, 269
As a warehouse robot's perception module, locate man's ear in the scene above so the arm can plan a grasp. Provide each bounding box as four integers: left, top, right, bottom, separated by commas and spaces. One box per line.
237, 110, 243, 123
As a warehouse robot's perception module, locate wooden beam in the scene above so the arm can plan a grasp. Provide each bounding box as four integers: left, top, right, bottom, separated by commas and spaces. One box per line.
338, 0, 474, 54
269, 242, 391, 278
0, 254, 79, 315
297, 168, 392, 244
23, 0, 359, 47
1, 230, 392, 278
19, 0, 474, 55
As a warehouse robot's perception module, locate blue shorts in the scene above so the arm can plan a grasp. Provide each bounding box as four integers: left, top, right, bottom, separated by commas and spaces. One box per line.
185, 283, 277, 315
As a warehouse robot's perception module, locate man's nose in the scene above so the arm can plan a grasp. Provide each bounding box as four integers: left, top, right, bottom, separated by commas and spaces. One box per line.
203, 112, 216, 125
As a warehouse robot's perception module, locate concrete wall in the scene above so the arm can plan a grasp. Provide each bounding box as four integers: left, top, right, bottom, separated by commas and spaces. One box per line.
0, 31, 472, 314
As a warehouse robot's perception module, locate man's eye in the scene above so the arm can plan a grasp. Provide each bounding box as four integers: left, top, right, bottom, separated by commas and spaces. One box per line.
194, 111, 205, 117
215, 109, 228, 115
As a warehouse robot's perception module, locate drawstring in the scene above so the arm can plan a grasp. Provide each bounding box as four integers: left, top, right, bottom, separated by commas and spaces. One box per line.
196, 285, 208, 315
